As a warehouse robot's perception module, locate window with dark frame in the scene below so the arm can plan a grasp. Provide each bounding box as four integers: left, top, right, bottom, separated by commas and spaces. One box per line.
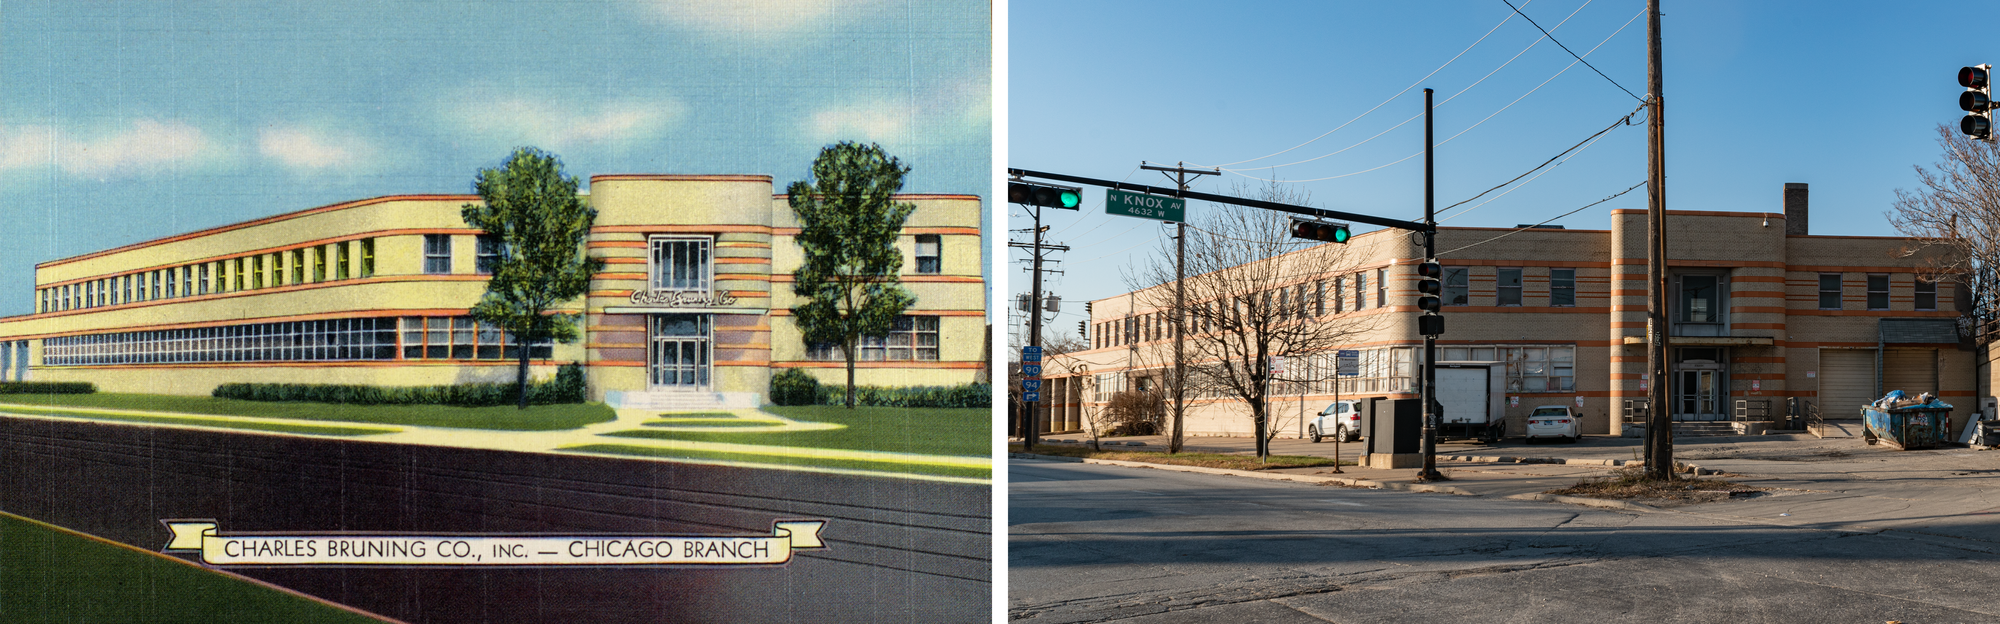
1550, 268, 1575, 306
1376, 268, 1386, 308
1681, 275, 1719, 322
476, 235, 502, 274
1819, 273, 1842, 309
1354, 273, 1366, 310
914, 234, 941, 274
1916, 278, 1937, 311
1866, 274, 1889, 310
1497, 268, 1522, 306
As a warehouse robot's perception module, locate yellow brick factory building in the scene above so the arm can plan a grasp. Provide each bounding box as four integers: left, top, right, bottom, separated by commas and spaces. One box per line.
0, 175, 985, 408
1044, 184, 1978, 439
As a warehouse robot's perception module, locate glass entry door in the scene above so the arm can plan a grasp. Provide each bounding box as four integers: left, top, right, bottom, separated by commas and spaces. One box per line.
649, 314, 711, 391
1672, 347, 1726, 421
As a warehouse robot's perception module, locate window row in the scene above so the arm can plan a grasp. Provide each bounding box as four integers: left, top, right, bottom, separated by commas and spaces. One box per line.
1436, 267, 1576, 308
1817, 274, 1938, 311
806, 315, 941, 362
40, 316, 551, 366
38, 239, 376, 314
1091, 269, 1402, 350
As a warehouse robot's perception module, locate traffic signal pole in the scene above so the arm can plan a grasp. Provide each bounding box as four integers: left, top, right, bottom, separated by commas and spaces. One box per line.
1007, 184, 1075, 453
1417, 88, 1445, 482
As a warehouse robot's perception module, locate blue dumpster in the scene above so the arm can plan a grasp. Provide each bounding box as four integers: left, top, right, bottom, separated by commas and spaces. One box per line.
1861, 405, 1952, 450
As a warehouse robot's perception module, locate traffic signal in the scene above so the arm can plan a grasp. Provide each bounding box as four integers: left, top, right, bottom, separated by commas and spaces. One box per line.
1009, 182, 1082, 209
1288, 218, 1351, 244
1415, 261, 1443, 313
1961, 65, 1993, 140
1078, 320, 1088, 336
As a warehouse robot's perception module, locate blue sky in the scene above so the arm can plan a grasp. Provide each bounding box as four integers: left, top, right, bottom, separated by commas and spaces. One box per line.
1009, 0, 1998, 341
0, 0, 989, 316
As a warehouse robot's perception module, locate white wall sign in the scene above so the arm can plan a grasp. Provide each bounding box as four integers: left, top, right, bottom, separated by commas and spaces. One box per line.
629, 290, 740, 307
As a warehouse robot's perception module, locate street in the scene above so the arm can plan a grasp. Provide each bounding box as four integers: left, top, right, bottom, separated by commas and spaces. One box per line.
1011, 456, 2000, 623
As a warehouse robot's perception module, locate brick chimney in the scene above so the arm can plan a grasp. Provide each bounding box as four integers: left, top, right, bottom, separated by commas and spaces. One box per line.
1783, 183, 1808, 235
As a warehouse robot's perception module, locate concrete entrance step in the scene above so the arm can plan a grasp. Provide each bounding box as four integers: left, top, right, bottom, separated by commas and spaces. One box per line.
607, 391, 760, 411
1812, 420, 1864, 438
1671, 422, 1738, 437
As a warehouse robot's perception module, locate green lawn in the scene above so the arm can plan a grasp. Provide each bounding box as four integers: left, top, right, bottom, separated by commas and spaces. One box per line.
0, 408, 394, 436
562, 444, 991, 480
0, 393, 615, 431
0, 512, 389, 623
603, 405, 988, 456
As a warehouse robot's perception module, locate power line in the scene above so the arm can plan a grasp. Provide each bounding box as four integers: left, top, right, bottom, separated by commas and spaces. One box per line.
1438, 118, 1623, 223
1215, 0, 1595, 175
1224, 5, 1642, 184
1206, 0, 1535, 169
1438, 101, 1645, 217
1500, 0, 1642, 101
1437, 181, 1646, 256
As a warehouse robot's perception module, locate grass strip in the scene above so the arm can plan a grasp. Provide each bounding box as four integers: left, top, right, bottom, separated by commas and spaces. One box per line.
0, 408, 393, 436
652, 412, 739, 419
1011, 444, 1350, 471
562, 444, 991, 480
0, 392, 615, 431
0, 512, 391, 623
616, 405, 987, 456
1546, 466, 1759, 500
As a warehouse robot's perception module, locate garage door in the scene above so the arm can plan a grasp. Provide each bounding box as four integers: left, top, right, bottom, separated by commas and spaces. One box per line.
1882, 348, 1938, 397
1818, 349, 1876, 421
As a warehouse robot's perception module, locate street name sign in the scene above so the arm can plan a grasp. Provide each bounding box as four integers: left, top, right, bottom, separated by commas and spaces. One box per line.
1336, 350, 1361, 377
1106, 189, 1186, 223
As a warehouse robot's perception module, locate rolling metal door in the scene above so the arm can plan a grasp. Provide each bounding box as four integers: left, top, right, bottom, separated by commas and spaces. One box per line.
1882, 349, 1938, 397
1818, 349, 1876, 420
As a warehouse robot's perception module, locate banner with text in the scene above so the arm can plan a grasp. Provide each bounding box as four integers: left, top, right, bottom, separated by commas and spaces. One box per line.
162, 519, 826, 566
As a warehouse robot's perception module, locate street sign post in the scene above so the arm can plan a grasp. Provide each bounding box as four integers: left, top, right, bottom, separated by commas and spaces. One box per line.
1022, 346, 1042, 363
1022, 379, 1042, 392
1105, 189, 1186, 223
1022, 364, 1042, 377
1024, 391, 1041, 402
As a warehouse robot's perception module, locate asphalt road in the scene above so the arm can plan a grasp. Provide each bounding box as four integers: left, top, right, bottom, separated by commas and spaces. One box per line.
1011, 458, 2000, 624
0, 416, 989, 624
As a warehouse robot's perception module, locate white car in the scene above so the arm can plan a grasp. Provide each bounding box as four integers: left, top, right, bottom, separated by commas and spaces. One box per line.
1308, 400, 1363, 443
1524, 405, 1580, 443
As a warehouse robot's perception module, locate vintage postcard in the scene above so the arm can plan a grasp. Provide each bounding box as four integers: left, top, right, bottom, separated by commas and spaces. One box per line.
0, 2, 992, 622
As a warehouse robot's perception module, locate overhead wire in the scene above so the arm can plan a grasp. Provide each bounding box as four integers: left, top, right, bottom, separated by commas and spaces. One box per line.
1499, 0, 1643, 101
1437, 180, 1645, 256
1213, 0, 1595, 176
1437, 99, 1645, 217
1223, 4, 1642, 184
1205, 1, 1534, 169
1438, 110, 1630, 224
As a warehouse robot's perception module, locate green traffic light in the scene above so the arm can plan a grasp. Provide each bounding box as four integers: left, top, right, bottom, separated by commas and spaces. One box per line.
1332, 226, 1350, 243
1061, 190, 1080, 208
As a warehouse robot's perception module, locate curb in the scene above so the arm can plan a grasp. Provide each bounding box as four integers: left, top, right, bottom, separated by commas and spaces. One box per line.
1010, 453, 1476, 496
1501, 492, 1663, 512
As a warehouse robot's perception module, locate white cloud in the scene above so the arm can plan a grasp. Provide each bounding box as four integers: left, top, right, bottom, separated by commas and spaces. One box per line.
258, 126, 379, 171
807, 101, 912, 144
802, 80, 989, 146
640, 0, 871, 37
0, 119, 224, 178
446, 97, 682, 154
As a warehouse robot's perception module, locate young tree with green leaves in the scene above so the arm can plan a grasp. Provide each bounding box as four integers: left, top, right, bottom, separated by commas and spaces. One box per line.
788, 142, 918, 409
461, 147, 606, 409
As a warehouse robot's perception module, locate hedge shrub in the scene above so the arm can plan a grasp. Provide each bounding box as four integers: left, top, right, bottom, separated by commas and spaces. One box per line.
0, 381, 96, 395
214, 362, 587, 407
769, 369, 819, 406
811, 382, 990, 409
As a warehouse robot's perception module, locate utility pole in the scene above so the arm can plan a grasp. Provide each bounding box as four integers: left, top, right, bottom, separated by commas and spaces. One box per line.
1140, 161, 1216, 455
1644, 0, 1674, 480
1008, 191, 1071, 452
1417, 88, 1445, 482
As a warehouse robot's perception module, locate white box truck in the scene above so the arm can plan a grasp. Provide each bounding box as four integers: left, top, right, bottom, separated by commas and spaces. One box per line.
1434, 361, 1507, 443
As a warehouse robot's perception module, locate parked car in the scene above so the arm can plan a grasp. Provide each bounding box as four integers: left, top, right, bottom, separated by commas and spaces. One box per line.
1524, 405, 1580, 443
1309, 400, 1363, 443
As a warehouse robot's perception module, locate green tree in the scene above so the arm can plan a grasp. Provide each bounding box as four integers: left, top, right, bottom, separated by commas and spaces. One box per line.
788, 142, 919, 409
460, 147, 606, 409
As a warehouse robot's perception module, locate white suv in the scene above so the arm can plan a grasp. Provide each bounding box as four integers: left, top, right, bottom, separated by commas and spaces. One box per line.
1309, 400, 1363, 443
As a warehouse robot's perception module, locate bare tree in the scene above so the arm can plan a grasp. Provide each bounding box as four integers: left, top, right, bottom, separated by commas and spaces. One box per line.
1125, 180, 1384, 461
1888, 125, 2000, 343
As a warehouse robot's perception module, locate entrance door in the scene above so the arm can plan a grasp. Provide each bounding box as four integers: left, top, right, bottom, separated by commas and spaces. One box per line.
1672, 347, 1726, 421
649, 314, 711, 391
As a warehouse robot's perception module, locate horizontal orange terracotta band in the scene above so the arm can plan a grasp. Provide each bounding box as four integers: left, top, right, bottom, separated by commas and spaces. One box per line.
771, 361, 985, 369
38, 194, 482, 269
38, 359, 559, 370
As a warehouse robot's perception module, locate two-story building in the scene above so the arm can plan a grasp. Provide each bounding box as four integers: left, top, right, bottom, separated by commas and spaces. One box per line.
0, 174, 986, 408
1044, 183, 1974, 439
